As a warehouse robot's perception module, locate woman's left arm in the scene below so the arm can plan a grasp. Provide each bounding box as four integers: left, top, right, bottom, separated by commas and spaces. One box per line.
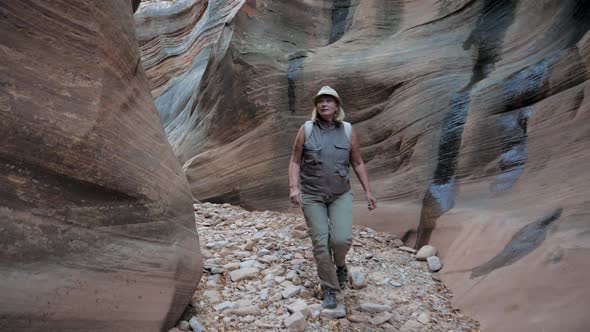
350, 127, 377, 210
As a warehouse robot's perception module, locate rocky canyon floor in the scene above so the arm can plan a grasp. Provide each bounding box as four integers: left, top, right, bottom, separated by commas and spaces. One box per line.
172, 203, 480, 332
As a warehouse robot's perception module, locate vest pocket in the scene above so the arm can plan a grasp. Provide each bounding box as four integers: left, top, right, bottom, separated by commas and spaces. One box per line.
334, 143, 351, 164
303, 144, 321, 160
336, 162, 350, 178
302, 146, 322, 177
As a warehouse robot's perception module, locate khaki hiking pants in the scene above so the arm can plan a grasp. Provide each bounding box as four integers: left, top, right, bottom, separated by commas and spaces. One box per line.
301, 190, 353, 292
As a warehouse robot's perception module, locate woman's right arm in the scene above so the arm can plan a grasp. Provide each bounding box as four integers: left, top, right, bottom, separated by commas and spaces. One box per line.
289, 127, 305, 206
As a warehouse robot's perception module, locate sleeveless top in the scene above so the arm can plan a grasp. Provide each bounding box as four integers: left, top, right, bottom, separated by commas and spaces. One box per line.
300, 121, 351, 196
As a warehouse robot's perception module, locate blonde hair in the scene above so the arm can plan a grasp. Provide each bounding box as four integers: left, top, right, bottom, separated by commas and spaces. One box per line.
311, 106, 345, 123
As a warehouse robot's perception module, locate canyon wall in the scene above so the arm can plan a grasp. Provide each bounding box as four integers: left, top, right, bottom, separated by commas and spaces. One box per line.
137, 0, 590, 331
0, 0, 202, 330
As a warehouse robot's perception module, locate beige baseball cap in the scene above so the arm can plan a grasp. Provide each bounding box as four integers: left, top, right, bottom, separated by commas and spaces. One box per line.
312, 86, 342, 106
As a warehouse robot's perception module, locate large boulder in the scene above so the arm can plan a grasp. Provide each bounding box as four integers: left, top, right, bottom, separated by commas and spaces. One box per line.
0, 0, 202, 330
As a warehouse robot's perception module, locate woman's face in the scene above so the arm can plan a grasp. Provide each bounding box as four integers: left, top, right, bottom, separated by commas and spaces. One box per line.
316, 95, 338, 121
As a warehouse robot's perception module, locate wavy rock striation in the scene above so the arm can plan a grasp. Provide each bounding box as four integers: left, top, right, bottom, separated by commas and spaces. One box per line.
137, 0, 590, 331
1, 0, 202, 330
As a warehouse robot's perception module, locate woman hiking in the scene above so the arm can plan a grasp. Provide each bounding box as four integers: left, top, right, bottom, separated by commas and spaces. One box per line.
288, 86, 377, 309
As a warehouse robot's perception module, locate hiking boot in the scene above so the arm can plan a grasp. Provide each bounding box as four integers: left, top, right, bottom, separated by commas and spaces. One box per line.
322, 289, 337, 309
336, 265, 348, 289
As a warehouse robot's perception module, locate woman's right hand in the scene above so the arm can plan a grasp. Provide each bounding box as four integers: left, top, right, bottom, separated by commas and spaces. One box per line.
290, 187, 302, 206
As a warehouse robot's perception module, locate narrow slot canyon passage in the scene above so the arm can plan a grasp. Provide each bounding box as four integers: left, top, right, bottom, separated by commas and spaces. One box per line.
2, 0, 589, 331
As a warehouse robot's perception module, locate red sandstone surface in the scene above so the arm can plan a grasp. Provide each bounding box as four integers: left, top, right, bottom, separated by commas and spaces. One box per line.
1, 0, 589, 331
136, 1, 590, 331
1, 1, 202, 330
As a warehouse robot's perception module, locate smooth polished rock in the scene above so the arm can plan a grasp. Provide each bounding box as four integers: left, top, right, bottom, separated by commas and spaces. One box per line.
427, 256, 442, 272
416, 245, 438, 261
1, 1, 202, 331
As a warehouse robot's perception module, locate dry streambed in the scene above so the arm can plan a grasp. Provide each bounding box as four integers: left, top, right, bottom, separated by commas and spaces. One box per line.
169, 203, 479, 332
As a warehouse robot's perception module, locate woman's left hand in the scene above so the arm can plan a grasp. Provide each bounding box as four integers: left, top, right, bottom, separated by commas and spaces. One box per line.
366, 192, 377, 210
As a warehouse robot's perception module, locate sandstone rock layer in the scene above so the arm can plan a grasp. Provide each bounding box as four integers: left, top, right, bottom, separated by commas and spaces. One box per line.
137, 0, 590, 331
1, 0, 202, 330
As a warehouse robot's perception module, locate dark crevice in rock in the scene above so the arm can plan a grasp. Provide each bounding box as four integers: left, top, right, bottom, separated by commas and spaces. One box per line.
132, 0, 141, 13
414, 92, 468, 247
329, 0, 354, 44
471, 208, 563, 278
487, 44, 587, 191
462, 0, 517, 90
401, 229, 417, 244
432, 92, 471, 184
568, 0, 590, 47
499, 49, 589, 118
502, 52, 563, 113
202, 188, 242, 207
497, 1, 589, 116
572, 88, 586, 117
489, 107, 531, 192
287, 51, 308, 114
415, 0, 516, 248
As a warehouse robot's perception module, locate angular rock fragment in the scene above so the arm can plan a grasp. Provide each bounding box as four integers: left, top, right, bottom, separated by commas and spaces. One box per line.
284, 311, 307, 332
281, 285, 302, 299
400, 319, 424, 332
360, 303, 393, 313
349, 266, 367, 289
214, 301, 236, 311
232, 306, 262, 316
291, 229, 307, 239
177, 320, 190, 331
206, 241, 229, 248
239, 260, 265, 269
189, 316, 207, 332
369, 312, 395, 325
223, 262, 241, 271
399, 246, 417, 254
322, 304, 346, 319
308, 303, 322, 319
347, 314, 369, 323
230, 267, 260, 282
417, 312, 430, 325
286, 299, 310, 317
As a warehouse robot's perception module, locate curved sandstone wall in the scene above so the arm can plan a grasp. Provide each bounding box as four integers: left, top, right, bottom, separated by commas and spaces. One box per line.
137, 0, 590, 331
0, 0, 202, 330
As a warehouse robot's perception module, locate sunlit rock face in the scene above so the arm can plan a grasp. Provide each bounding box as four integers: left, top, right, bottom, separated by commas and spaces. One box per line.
0, 0, 202, 330
137, 0, 590, 331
